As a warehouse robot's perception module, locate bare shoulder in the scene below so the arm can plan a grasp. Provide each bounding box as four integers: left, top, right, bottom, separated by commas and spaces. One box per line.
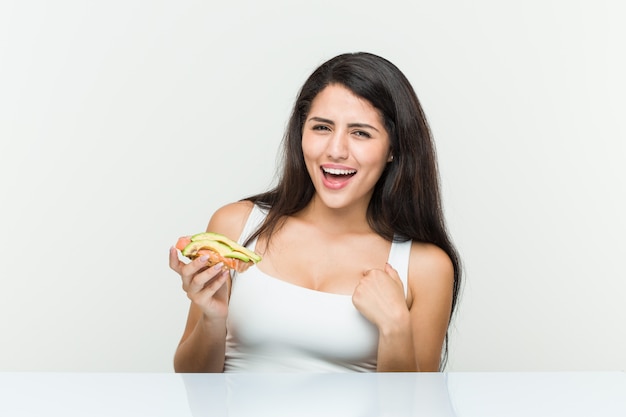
206, 200, 255, 241
406, 242, 455, 306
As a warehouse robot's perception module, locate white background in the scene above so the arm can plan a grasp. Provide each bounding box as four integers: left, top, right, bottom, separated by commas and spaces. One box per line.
1, 0, 624, 372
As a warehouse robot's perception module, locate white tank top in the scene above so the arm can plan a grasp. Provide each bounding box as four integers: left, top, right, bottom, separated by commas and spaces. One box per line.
224, 205, 412, 372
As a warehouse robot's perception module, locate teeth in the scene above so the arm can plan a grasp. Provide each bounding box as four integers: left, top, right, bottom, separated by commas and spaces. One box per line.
323, 167, 357, 175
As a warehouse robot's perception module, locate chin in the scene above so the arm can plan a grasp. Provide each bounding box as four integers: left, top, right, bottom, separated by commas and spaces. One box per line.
316, 193, 368, 212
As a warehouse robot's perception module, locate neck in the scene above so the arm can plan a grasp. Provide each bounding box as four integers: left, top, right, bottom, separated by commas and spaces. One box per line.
296, 196, 372, 235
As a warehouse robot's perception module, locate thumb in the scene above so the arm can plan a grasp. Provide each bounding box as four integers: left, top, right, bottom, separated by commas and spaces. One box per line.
169, 246, 183, 272
385, 263, 403, 285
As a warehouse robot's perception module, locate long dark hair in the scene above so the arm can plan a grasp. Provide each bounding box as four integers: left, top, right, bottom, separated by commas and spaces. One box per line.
244, 52, 461, 370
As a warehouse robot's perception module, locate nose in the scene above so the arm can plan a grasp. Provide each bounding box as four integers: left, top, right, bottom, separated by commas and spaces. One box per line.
326, 130, 349, 160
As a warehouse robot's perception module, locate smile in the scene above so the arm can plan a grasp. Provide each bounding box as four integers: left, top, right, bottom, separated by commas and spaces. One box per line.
320, 166, 357, 190
322, 167, 357, 176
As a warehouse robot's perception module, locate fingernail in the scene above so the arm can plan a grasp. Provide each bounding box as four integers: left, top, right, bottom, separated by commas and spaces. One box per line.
198, 255, 209, 263
213, 262, 224, 270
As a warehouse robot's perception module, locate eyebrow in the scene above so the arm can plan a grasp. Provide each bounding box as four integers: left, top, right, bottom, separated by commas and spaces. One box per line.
307, 116, 380, 133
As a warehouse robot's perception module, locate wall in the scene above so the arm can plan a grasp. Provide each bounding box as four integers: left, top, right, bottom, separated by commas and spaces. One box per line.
0, 0, 624, 371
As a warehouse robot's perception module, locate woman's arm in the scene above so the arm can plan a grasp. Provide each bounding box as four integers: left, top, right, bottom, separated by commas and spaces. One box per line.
171, 201, 254, 372
403, 243, 455, 371
173, 294, 228, 372
353, 243, 454, 372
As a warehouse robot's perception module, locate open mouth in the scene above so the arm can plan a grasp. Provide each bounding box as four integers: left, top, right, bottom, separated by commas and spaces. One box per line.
322, 166, 357, 179
320, 166, 357, 189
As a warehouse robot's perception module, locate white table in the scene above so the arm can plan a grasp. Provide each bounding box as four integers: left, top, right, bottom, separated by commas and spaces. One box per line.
0, 371, 624, 416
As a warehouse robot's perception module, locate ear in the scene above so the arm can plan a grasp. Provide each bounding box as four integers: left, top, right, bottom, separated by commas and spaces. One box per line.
387, 154, 394, 163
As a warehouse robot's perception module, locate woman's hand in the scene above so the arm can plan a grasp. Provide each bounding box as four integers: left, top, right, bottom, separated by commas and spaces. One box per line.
353, 263, 417, 371
352, 263, 409, 330
169, 247, 230, 322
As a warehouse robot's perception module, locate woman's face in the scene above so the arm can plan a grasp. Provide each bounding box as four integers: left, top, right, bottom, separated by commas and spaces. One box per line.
301, 84, 391, 212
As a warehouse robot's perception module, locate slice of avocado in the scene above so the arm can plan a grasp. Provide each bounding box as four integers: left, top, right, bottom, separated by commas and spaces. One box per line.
182, 239, 230, 257
223, 251, 251, 262
191, 232, 261, 263
182, 239, 252, 262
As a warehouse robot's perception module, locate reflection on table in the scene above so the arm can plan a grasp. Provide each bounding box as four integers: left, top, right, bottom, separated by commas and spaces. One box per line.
0, 371, 624, 416
182, 372, 455, 417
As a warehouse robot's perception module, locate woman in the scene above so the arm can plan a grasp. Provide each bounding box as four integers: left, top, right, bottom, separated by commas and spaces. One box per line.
170, 52, 461, 372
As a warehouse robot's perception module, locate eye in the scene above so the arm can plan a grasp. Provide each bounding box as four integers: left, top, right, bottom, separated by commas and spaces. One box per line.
312, 124, 331, 132
353, 130, 372, 139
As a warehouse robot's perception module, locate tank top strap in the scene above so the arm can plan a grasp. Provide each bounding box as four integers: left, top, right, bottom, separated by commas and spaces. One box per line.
388, 237, 412, 298
237, 204, 268, 248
